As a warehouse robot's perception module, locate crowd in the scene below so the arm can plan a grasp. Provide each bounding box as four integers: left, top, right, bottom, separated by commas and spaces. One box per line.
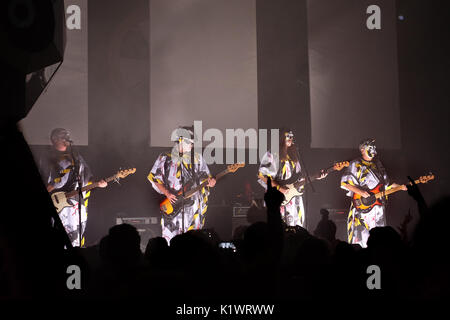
70, 177, 450, 300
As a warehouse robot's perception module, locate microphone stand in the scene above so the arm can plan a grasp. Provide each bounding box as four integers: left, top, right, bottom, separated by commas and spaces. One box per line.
179, 140, 185, 234
69, 141, 83, 247
295, 144, 315, 230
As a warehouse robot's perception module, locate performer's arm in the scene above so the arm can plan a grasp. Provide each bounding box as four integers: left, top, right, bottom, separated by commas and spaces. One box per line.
155, 182, 177, 203
148, 154, 178, 203
342, 183, 370, 198
258, 174, 288, 194
389, 183, 407, 191
340, 161, 370, 197
197, 153, 216, 188
258, 151, 289, 193
46, 166, 61, 193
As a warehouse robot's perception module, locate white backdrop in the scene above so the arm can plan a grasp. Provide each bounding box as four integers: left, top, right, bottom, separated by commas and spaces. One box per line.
149, 0, 258, 147
307, 0, 401, 149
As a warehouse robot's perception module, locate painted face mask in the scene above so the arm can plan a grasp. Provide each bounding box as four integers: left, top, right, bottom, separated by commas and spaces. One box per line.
285, 131, 294, 140
359, 138, 377, 158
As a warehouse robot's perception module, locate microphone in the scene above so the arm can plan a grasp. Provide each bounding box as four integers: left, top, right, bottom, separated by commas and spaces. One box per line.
63, 137, 73, 144
178, 136, 184, 156
60, 131, 73, 143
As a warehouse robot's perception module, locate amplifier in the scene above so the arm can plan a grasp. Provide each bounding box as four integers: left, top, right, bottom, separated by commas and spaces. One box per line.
116, 217, 159, 225
325, 208, 348, 222
231, 206, 251, 239
116, 216, 160, 252
233, 206, 251, 217
321, 208, 348, 241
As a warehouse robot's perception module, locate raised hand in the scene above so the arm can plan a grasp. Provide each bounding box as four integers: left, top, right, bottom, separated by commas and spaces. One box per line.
264, 177, 284, 210
406, 175, 428, 215
406, 176, 424, 202
264, 177, 284, 262
397, 210, 413, 242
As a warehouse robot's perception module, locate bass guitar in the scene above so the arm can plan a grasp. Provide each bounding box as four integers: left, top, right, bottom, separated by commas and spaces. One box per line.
51, 168, 136, 213
352, 173, 435, 213
280, 161, 349, 206
160, 163, 245, 217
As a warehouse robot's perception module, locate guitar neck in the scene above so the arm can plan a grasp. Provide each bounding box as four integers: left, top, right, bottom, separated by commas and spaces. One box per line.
311, 165, 336, 180
65, 174, 116, 198
183, 169, 229, 198
375, 178, 421, 199
297, 165, 336, 187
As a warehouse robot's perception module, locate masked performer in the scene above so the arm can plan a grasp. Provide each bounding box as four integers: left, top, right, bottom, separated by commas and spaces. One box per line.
147, 127, 216, 242
44, 128, 107, 247
258, 129, 326, 227
340, 138, 406, 248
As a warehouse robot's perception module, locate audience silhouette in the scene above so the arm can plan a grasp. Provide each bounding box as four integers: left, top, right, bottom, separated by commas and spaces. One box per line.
2, 155, 449, 300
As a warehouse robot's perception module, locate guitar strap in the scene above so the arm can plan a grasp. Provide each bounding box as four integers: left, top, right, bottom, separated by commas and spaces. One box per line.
166, 152, 196, 192
372, 158, 388, 186
367, 158, 389, 204
190, 151, 200, 186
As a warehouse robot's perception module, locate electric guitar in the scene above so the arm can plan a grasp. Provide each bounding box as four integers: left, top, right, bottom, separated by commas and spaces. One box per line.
352, 173, 435, 213
160, 163, 245, 218
278, 161, 350, 206
50, 168, 136, 213
280, 161, 349, 205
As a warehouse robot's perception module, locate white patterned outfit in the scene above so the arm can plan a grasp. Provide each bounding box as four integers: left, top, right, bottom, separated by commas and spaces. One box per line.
148, 152, 211, 243
45, 150, 92, 247
258, 151, 305, 227
340, 158, 389, 248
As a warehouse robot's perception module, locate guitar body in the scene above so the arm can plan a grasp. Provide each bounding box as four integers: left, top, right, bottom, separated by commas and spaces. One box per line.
158, 163, 245, 219
351, 174, 435, 214
281, 184, 303, 206
160, 182, 195, 218
51, 191, 72, 213
276, 161, 349, 206
49, 168, 136, 213
352, 183, 384, 213
160, 197, 174, 215
159, 193, 194, 218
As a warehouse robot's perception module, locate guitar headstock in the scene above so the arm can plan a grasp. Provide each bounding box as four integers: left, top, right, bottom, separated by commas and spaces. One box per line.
116, 168, 136, 179
227, 163, 245, 173
333, 161, 349, 171
418, 173, 435, 184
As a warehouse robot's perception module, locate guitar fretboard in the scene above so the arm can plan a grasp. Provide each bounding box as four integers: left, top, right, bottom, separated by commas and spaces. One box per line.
183, 169, 229, 199
374, 178, 422, 199
65, 174, 117, 198
295, 164, 339, 187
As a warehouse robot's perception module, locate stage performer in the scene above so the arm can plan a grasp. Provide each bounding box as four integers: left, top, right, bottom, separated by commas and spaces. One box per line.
340, 138, 406, 248
258, 129, 326, 227
43, 128, 107, 247
147, 126, 216, 243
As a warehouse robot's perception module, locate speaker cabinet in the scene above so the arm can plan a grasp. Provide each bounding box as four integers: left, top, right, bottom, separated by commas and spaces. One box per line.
116, 217, 160, 252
